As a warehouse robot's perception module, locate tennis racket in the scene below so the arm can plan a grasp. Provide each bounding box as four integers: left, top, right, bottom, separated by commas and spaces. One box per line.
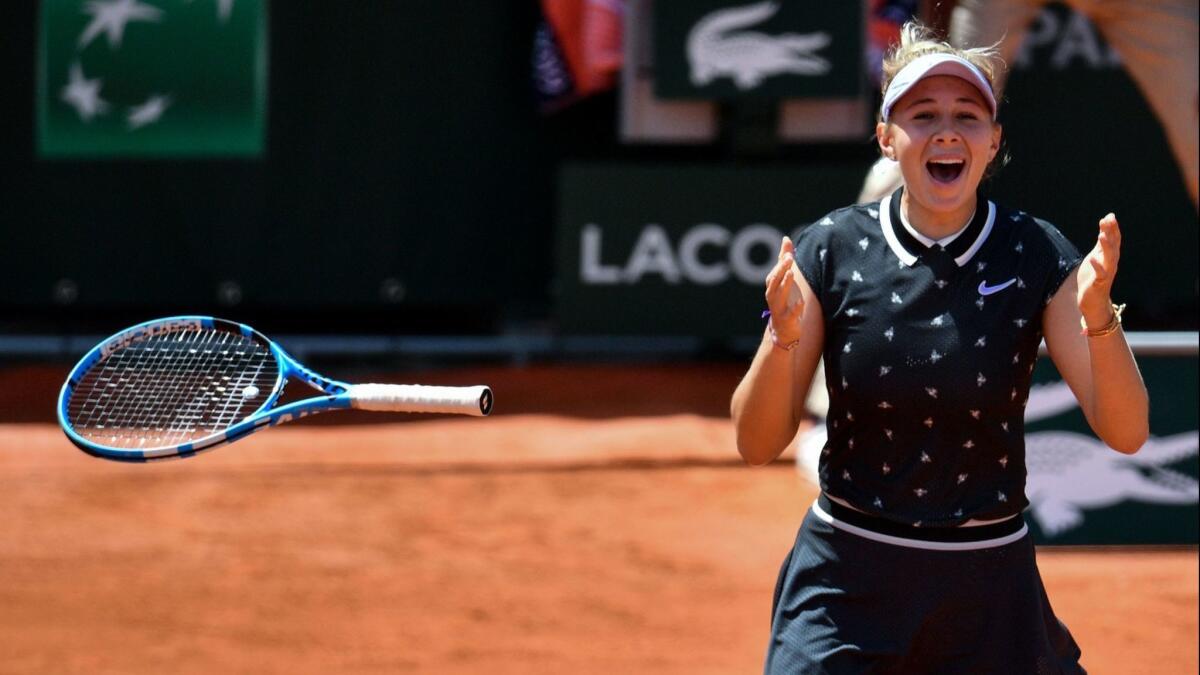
57, 316, 493, 462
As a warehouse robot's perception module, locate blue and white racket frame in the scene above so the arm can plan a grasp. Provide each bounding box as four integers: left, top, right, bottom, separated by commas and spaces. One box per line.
58, 316, 492, 462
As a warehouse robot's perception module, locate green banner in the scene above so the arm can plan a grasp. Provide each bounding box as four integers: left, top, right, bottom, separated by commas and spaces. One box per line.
653, 0, 863, 100
37, 0, 267, 158
1026, 353, 1198, 545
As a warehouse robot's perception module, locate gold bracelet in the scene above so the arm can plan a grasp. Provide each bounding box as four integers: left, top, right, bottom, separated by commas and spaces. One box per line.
1080, 303, 1126, 338
768, 324, 801, 351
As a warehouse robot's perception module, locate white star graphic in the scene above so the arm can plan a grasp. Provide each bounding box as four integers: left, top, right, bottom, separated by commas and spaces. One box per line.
60, 62, 110, 122
79, 0, 163, 49
127, 94, 171, 129
187, 0, 237, 22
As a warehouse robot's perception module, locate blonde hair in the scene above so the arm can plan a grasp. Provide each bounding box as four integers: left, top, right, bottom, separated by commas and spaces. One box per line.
880, 22, 1004, 107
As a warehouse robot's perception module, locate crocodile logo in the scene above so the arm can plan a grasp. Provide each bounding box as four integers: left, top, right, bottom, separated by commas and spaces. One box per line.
1025, 430, 1199, 536
687, 1, 832, 90
1024, 380, 1198, 537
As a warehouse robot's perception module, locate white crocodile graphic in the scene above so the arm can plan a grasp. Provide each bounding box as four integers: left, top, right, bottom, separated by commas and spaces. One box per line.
1026, 430, 1199, 536
687, 1, 831, 90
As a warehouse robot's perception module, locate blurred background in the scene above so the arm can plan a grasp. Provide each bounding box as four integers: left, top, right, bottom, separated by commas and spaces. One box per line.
1, 1, 1197, 673
3, 1, 1195, 346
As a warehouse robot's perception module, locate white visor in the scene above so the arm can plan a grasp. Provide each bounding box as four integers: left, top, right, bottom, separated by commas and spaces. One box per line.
881, 53, 996, 123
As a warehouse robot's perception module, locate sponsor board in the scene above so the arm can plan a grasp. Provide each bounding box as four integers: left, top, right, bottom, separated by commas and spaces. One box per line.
555, 163, 867, 337
653, 0, 863, 100
38, 0, 267, 157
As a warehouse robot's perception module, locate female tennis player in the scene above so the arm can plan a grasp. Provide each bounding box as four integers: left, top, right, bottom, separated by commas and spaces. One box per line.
731, 22, 1148, 673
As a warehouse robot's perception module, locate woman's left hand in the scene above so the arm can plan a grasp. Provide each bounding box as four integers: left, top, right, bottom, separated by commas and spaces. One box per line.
1076, 213, 1121, 327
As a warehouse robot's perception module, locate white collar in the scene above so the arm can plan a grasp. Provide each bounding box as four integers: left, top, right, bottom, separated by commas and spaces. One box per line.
879, 193, 997, 268
898, 207, 973, 248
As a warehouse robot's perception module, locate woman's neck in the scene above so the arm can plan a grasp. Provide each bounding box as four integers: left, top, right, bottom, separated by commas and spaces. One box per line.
900, 190, 978, 242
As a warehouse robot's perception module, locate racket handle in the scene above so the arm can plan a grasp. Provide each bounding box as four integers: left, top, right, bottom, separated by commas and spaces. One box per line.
346, 384, 493, 416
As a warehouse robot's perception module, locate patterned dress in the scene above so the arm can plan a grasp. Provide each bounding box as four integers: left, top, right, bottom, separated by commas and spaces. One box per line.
763, 188, 1086, 674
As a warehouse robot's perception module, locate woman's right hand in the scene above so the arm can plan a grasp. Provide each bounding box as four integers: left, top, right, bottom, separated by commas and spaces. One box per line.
765, 237, 805, 345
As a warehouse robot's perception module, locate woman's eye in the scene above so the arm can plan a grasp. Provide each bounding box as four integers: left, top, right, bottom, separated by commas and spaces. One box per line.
914, 112, 935, 120
957, 112, 980, 120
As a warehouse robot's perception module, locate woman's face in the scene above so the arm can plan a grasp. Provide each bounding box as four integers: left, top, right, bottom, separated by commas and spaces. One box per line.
877, 74, 1001, 222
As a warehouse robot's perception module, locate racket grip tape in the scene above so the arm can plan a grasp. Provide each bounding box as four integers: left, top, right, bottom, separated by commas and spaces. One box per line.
346, 384, 493, 416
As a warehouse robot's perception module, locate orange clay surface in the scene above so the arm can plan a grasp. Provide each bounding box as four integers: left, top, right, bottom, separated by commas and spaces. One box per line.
1, 364, 1196, 674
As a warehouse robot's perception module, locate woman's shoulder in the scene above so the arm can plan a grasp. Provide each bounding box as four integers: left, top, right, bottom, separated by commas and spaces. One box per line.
988, 201, 1082, 261
798, 202, 880, 240
989, 202, 1073, 243
988, 201, 1065, 234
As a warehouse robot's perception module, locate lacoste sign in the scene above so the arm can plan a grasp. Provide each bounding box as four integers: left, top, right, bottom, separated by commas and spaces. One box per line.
554, 163, 867, 336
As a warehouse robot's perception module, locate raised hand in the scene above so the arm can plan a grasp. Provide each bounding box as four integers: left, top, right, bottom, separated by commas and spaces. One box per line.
764, 237, 805, 345
1077, 213, 1122, 328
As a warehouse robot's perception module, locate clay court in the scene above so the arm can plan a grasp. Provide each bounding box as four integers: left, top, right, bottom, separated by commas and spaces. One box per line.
0, 363, 1195, 674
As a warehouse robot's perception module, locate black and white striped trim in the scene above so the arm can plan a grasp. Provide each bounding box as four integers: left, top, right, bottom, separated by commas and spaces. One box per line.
879, 193, 996, 268
812, 495, 1028, 551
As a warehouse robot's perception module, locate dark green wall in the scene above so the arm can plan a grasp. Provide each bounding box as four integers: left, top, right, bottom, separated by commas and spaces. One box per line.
3, 3, 1194, 336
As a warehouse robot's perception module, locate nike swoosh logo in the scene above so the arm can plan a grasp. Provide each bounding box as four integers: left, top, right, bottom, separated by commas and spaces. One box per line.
978, 278, 1017, 296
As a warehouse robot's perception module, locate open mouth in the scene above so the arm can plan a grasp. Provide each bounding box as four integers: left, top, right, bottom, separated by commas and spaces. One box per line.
926, 158, 966, 184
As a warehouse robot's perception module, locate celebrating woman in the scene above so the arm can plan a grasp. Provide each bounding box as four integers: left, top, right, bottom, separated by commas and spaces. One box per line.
731, 22, 1148, 673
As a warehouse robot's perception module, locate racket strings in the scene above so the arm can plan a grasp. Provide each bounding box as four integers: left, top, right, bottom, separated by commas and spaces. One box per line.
67, 328, 279, 448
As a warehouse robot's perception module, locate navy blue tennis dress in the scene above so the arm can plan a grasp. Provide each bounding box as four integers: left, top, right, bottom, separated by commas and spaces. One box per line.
764, 188, 1086, 674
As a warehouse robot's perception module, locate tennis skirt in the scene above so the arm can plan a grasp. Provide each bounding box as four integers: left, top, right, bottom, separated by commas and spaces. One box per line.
764, 494, 1085, 675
